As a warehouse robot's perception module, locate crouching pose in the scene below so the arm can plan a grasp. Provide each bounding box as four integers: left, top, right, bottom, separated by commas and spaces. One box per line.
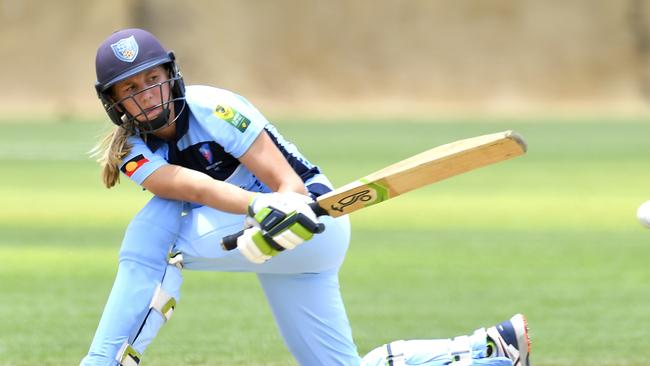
80, 28, 531, 366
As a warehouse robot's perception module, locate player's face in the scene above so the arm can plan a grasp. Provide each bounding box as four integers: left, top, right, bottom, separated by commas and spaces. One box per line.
112, 66, 172, 122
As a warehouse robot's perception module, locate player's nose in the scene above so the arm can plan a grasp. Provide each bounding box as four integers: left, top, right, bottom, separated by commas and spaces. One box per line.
137, 85, 157, 103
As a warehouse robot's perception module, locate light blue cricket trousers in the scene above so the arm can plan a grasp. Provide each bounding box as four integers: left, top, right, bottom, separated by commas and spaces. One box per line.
81, 196, 360, 366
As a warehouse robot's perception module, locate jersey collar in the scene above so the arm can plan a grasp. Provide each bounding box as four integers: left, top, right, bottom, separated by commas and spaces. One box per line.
143, 99, 189, 151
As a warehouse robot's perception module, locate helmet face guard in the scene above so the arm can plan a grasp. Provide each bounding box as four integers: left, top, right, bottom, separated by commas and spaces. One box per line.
95, 28, 186, 134
96, 64, 185, 134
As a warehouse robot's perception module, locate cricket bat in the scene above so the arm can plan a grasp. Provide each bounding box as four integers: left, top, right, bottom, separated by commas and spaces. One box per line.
221, 130, 527, 250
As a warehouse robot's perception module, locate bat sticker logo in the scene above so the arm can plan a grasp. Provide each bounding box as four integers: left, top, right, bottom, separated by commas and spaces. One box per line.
329, 180, 390, 213
330, 189, 375, 213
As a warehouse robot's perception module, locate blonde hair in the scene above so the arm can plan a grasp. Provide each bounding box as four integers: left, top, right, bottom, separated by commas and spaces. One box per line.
91, 125, 133, 188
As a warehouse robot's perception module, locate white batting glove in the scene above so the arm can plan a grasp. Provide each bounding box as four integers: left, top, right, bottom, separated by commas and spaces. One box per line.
236, 192, 324, 263
236, 227, 273, 264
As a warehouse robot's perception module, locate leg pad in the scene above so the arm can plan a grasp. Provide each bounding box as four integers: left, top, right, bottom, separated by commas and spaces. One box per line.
167, 251, 184, 270
149, 284, 176, 322
386, 340, 407, 366
116, 342, 141, 366
449, 335, 473, 365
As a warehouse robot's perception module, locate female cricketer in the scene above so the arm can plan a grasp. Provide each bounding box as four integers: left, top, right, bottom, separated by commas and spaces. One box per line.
80, 28, 530, 366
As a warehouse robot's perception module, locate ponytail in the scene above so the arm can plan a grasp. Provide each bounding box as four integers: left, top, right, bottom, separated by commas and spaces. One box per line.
90, 126, 133, 188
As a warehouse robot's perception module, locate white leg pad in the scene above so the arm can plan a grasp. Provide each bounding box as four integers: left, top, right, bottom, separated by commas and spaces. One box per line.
362, 328, 491, 366
360, 340, 408, 365
116, 341, 141, 366
449, 334, 473, 365
149, 284, 176, 322
387, 340, 407, 366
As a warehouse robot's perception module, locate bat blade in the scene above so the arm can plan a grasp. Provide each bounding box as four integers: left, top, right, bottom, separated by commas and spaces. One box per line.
314, 130, 527, 217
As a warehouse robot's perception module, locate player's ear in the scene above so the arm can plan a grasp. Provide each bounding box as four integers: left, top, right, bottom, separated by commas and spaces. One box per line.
165, 65, 175, 86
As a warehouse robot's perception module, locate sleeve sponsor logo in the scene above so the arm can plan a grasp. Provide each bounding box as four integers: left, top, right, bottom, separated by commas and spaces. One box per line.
213, 104, 250, 132
121, 154, 150, 177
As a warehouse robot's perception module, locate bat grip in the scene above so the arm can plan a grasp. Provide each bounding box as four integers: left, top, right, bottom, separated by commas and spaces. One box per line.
309, 201, 328, 217
221, 229, 244, 251
220, 202, 328, 252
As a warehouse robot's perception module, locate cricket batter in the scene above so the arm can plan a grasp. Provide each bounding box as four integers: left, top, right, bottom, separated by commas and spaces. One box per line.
80, 28, 531, 366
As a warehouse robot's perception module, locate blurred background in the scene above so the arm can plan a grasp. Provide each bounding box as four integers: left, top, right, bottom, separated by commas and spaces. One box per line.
2, 1, 650, 365
2, 0, 650, 119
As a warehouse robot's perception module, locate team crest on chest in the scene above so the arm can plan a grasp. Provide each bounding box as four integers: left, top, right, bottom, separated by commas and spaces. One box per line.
199, 143, 213, 164
110, 35, 139, 62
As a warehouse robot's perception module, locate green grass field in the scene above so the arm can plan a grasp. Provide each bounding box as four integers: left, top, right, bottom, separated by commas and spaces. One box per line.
1, 117, 649, 365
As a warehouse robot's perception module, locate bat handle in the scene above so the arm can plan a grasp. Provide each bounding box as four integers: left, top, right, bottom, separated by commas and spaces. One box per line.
221, 229, 244, 251
309, 201, 328, 217
220, 202, 328, 252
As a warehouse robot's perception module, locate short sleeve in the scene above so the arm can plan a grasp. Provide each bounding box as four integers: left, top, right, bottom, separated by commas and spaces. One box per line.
185, 86, 268, 158
119, 135, 169, 186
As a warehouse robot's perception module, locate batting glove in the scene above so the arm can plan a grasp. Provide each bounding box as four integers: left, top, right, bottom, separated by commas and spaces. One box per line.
236, 192, 324, 264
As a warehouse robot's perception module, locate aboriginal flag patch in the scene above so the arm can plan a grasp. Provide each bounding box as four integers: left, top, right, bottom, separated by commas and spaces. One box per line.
121, 154, 150, 177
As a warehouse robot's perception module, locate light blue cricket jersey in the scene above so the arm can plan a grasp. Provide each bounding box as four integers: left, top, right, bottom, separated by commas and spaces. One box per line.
118, 85, 330, 196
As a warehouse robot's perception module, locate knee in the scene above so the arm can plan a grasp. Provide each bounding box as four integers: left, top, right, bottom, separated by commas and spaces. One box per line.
118, 198, 183, 269
292, 215, 351, 273
133, 197, 184, 228
118, 222, 174, 270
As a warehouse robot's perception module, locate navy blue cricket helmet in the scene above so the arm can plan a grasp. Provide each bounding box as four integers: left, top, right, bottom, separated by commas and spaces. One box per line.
95, 28, 186, 133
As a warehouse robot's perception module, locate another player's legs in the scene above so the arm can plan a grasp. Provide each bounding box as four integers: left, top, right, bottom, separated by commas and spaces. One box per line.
80, 197, 183, 366
361, 314, 531, 366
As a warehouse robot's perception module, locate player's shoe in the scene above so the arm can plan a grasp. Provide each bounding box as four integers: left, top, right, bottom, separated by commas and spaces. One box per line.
485, 313, 531, 366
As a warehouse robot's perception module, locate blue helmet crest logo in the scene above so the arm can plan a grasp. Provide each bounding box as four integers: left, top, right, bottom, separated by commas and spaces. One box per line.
110, 35, 139, 62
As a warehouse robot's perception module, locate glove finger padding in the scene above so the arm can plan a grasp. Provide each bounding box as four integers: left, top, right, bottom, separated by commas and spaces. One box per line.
266, 211, 323, 250
236, 227, 275, 264
249, 204, 289, 231
245, 192, 325, 252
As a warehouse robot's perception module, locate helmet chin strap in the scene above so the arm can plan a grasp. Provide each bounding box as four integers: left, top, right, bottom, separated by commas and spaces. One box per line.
136, 108, 172, 134
133, 98, 186, 135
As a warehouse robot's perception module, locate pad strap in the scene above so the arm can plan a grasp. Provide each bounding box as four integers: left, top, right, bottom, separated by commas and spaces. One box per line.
385, 340, 406, 366
167, 251, 184, 270
150, 284, 176, 322
116, 342, 141, 366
